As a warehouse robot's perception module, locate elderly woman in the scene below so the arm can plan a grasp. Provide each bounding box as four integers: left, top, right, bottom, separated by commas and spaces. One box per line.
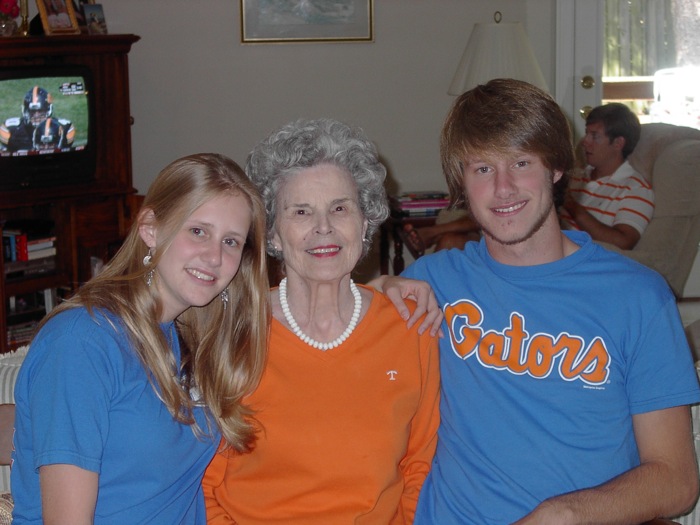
203, 118, 440, 524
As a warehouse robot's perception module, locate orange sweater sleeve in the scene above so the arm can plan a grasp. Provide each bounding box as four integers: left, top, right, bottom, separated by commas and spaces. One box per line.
397, 332, 441, 522
202, 440, 236, 524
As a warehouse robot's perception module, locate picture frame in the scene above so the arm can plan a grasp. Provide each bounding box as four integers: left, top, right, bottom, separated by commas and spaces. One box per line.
36, 0, 81, 35
240, 0, 374, 44
82, 3, 107, 34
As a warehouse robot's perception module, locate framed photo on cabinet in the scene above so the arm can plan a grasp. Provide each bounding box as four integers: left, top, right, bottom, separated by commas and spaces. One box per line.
82, 3, 107, 34
36, 0, 81, 35
240, 0, 374, 44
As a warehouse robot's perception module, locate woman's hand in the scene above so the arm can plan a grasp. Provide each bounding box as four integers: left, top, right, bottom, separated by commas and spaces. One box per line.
369, 275, 443, 336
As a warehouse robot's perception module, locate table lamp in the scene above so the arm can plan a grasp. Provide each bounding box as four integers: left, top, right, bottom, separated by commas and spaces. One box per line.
448, 11, 548, 95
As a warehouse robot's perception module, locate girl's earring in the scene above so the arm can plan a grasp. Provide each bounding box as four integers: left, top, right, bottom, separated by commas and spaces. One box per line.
221, 288, 229, 310
143, 249, 154, 286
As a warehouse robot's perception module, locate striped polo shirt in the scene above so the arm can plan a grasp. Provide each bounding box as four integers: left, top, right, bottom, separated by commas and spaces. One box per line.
561, 161, 655, 235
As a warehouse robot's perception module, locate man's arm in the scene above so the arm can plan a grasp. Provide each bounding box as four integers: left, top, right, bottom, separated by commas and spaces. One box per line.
513, 405, 699, 525
563, 198, 641, 250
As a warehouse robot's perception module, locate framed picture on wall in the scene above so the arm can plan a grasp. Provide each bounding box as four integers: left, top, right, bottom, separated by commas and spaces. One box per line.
82, 3, 107, 34
36, 0, 81, 35
240, 0, 374, 44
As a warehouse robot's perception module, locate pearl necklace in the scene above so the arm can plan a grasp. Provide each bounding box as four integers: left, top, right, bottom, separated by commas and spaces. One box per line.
279, 277, 362, 351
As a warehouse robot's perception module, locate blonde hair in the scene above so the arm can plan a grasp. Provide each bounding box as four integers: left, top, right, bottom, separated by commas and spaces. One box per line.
40, 153, 270, 452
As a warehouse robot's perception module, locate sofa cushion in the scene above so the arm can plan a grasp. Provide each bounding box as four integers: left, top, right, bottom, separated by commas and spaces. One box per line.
0, 346, 28, 495
628, 122, 700, 182
0, 492, 12, 525
0, 405, 14, 466
0, 348, 25, 405
650, 139, 700, 218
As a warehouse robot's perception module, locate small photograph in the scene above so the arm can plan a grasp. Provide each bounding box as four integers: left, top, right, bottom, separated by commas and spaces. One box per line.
70, 1, 86, 30
82, 3, 107, 34
36, 0, 81, 35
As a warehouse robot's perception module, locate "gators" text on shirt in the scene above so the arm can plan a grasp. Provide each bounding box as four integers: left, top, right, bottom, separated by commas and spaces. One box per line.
445, 299, 610, 386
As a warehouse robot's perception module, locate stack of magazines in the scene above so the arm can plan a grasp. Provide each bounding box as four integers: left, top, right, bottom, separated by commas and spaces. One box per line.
389, 191, 450, 217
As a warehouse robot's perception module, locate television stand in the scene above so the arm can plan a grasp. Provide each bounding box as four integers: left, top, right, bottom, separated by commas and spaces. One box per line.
0, 34, 140, 353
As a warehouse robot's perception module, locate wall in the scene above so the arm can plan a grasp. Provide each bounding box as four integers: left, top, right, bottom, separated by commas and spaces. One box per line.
25, 0, 557, 279
59, 0, 556, 195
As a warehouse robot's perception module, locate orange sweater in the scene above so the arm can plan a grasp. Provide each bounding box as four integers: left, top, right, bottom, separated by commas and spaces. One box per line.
203, 287, 440, 524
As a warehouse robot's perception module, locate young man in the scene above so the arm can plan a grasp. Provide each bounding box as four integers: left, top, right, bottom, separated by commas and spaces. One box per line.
403, 103, 652, 257
404, 79, 700, 524
560, 103, 654, 250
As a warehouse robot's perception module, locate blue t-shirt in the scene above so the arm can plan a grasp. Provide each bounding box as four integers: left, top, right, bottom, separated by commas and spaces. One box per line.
405, 231, 700, 525
11, 307, 219, 525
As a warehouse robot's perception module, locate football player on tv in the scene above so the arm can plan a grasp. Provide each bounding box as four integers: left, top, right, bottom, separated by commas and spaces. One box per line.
32, 117, 71, 151
0, 85, 75, 152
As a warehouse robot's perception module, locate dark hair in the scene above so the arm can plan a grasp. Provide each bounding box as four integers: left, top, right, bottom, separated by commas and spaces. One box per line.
441, 78, 574, 209
586, 103, 641, 159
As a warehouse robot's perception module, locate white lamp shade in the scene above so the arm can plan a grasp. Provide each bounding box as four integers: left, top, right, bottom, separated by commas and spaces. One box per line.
448, 21, 548, 96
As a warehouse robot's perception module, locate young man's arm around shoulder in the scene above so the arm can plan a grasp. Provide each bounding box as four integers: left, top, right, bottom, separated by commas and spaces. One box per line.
512, 405, 699, 525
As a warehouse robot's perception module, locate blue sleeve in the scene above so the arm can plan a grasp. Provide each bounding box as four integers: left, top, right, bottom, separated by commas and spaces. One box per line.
626, 296, 700, 414
401, 258, 426, 281
22, 311, 121, 473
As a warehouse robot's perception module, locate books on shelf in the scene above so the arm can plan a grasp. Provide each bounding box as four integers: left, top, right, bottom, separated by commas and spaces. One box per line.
27, 236, 57, 252
27, 246, 57, 261
5, 287, 60, 346
3, 255, 56, 279
390, 191, 450, 217
2, 219, 57, 275
6, 320, 38, 347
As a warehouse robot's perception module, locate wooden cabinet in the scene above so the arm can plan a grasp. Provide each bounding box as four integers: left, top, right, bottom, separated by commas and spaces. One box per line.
0, 34, 140, 353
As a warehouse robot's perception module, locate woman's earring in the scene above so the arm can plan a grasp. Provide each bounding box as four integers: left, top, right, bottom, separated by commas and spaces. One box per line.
221, 288, 229, 310
143, 248, 154, 286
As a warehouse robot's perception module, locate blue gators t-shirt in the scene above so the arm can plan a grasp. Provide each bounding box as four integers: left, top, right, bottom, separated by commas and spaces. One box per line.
406, 231, 700, 525
11, 308, 219, 524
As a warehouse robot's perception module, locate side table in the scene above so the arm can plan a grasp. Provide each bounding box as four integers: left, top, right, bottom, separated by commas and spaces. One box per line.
379, 213, 437, 275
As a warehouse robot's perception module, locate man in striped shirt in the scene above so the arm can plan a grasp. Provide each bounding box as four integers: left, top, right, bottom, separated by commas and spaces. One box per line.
560, 103, 654, 250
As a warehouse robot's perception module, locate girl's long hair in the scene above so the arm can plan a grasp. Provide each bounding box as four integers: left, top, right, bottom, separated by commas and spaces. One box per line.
38, 153, 270, 451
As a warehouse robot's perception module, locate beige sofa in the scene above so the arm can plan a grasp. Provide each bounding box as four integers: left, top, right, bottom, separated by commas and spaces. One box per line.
611, 123, 700, 299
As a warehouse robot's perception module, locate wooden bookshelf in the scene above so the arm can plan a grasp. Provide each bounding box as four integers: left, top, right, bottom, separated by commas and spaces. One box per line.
0, 34, 140, 353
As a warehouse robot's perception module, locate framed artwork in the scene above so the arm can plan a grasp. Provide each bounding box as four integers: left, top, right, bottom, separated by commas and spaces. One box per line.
82, 3, 107, 34
36, 0, 81, 35
240, 0, 374, 44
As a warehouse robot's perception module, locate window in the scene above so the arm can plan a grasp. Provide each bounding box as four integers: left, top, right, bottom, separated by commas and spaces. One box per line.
603, 0, 700, 129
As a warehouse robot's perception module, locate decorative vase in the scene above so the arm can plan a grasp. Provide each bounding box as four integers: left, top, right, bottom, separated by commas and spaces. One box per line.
0, 18, 17, 37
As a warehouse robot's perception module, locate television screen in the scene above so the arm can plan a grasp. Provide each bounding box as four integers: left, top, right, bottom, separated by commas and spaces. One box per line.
0, 67, 95, 191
